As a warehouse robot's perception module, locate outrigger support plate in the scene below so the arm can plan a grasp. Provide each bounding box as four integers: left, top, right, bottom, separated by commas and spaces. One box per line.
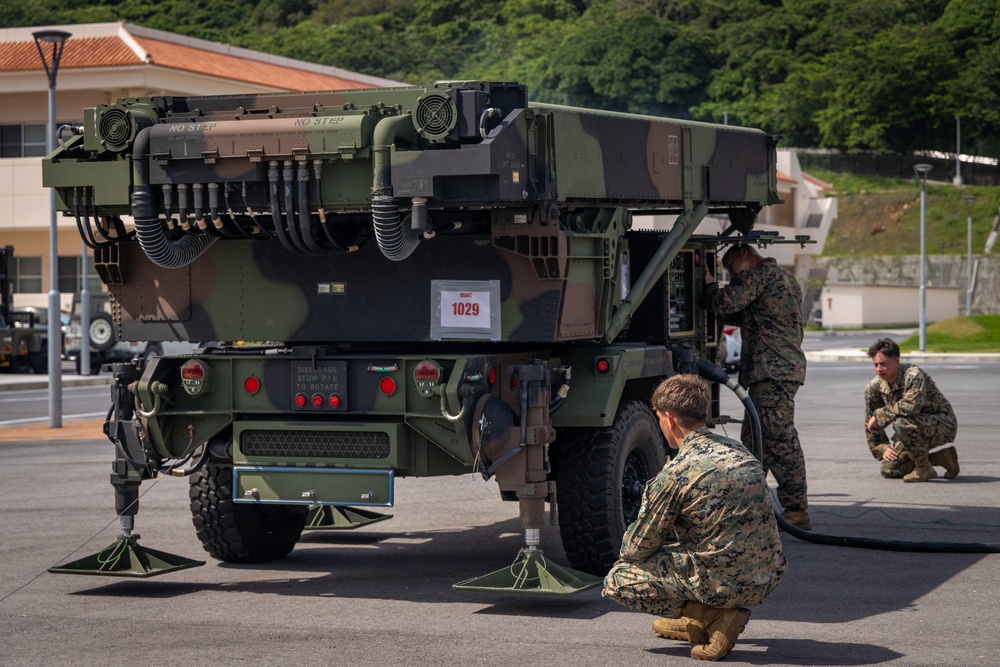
453, 548, 603, 596
48, 535, 205, 578
303, 505, 394, 530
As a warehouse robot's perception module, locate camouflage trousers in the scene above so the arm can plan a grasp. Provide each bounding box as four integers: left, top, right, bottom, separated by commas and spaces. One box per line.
602, 558, 690, 618
741, 380, 808, 512
867, 414, 958, 479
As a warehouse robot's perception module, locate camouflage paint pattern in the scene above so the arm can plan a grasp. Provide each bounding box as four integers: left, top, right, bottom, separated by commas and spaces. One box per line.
42, 81, 781, 522
864, 362, 957, 476
603, 428, 786, 615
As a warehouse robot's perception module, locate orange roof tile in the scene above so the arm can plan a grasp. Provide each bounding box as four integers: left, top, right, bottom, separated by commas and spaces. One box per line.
1, 35, 140, 72
132, 35, 374, 91
777, 170, 796, 184
1, 27, 381, 92
803, 172, 833, 190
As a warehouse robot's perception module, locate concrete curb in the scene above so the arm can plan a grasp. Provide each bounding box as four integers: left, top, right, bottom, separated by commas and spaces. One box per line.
0, 375, 114, 392
805, 349, 1000, 363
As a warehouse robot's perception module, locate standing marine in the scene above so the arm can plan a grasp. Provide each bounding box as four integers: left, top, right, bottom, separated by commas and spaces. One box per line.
702, 244, 811, 530
603, 375, 786, 662
864, 337, 959, 482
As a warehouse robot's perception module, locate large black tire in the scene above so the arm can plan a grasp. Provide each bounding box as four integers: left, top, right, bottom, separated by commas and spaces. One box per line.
89, 313, 116, 351
142, 343, 162, 363
189, 463, 307, 563
556, 400, 667, 576
10, 354, 31, 374
29, 342, 48, 374
75, 352, 102, 375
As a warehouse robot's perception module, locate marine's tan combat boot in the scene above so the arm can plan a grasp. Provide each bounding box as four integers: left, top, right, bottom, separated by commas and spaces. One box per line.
903, 452, 938, 483
685, 602, 751, 661
929, 446, 960, 479
652, 614, 708, 643
781, 509, 813, 531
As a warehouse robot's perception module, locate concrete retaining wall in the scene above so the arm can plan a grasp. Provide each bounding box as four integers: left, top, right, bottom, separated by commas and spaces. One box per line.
804, 255, 1000, 315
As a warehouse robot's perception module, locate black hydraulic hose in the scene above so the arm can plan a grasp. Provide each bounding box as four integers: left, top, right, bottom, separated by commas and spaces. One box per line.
696, 357, 1000, 554
131, 127, 215, 269
282, 161, 310, 253
696, 358, 761, 461
268, 162, 298, 253
89, 188, 123, 245
73, 188, 105, 249
372, 114, 421, 261
296, 164, 322, 253
312, 161, 347, 252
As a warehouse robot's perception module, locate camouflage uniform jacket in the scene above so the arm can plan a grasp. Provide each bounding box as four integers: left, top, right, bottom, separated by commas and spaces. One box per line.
703, 257, 805, 386
865, 362, 956, 433
619, 427, 786, 608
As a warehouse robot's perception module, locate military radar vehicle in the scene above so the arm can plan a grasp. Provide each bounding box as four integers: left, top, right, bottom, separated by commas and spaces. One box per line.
1, 246, 51, 374
42, 80, 781, 593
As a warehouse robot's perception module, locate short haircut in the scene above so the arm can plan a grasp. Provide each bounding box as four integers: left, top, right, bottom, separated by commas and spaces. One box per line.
651, 375, 710, 429
867, 338, 900, 359
721, 244, 746, 272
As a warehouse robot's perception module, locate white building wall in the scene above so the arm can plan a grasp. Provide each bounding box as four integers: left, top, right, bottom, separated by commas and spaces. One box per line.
821, 285, 959, 327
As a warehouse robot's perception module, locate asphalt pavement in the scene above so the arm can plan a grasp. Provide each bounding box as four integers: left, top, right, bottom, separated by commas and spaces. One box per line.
2, 331, 999, 667
1, 360, 998, 667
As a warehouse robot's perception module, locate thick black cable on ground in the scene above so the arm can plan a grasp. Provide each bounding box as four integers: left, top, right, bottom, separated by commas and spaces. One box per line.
694, 358, 1000, 554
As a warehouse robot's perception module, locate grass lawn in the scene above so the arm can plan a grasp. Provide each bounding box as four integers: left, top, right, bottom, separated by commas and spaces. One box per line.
898, 315, 1000, 353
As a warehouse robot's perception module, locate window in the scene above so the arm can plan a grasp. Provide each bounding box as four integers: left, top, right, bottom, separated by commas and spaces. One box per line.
57, 255, 102, 294
1, 123, 51, 158
11, 256, 101, 294
14, 256, 42, 293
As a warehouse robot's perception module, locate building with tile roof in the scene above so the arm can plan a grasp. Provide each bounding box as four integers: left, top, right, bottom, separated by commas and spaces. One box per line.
0, 22, 403, 307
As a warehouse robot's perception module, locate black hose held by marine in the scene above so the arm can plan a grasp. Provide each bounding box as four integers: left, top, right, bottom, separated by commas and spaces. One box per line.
131, 127, 216, 269
695, 357, 762, 462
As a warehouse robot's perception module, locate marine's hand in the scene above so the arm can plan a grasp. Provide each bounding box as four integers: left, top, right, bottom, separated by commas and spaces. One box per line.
704, 266, 716, 285
866, 416, 880, 433
882, 446, 898, 462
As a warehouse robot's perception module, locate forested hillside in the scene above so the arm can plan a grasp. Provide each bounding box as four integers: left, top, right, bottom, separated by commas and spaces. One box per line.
4, 0, 998, 156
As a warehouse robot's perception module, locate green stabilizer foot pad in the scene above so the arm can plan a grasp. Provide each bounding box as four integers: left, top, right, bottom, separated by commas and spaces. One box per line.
48, 538, 205, 578
304, 505, 394, 530
453, 549, 603, 595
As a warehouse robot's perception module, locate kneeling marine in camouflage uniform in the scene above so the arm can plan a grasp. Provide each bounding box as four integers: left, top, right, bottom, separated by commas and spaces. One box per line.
603, 375, 786, 661
864, 338, 959, 482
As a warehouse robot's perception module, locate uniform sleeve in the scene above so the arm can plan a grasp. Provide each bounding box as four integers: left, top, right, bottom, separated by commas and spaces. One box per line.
702, 270, 767, 316
874, 368, 928, 428
619, 478, 678, 561
864, 378, 891, 458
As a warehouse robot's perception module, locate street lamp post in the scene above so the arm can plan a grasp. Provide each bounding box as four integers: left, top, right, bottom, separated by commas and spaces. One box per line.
33, 29, 71, 428
954, 116, 962, 186
962, 194, 976, 316
914, 163, 932, 352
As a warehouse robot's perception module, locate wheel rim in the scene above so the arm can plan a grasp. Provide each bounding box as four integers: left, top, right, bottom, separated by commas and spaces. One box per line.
621, 447, 652, 525
91, 320, 112, 345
